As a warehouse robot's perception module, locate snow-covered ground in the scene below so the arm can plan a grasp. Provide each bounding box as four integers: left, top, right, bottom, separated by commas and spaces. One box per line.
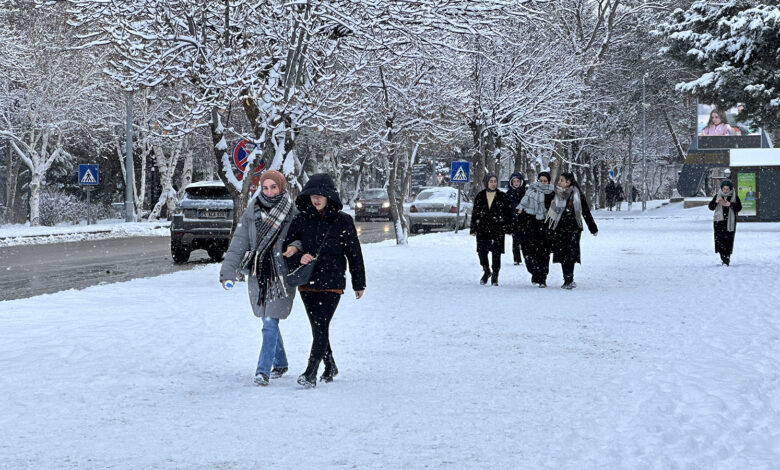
2, 202, 779, 469
0, 219, 170, 247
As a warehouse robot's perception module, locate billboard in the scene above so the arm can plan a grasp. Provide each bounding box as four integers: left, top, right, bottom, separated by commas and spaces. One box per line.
737, 172, 757, 217
697, 104, 761, 149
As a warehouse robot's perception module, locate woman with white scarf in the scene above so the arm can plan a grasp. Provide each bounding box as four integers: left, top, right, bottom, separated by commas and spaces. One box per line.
545, 172, 598, 289
708, 179, 742, 266
220, 170, 297, 386
517, 171, 555, 287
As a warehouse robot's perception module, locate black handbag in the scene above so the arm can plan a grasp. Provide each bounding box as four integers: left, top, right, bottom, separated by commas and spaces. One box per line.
286, 226, 333, 287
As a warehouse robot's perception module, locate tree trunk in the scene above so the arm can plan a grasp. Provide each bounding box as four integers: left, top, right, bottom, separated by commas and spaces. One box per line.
4, 145, 21, 223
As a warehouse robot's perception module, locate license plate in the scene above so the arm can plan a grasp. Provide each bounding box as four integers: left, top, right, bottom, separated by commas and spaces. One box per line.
366, 208, 378, 213
200, 210, 226, 218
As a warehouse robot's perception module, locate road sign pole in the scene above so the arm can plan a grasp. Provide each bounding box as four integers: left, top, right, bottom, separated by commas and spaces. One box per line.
455, 185, 461, 233
86, 188, 91, 225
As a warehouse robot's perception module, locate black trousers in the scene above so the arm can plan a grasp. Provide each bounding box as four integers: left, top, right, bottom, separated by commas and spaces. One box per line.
300, 291, 341, 363
511, 228, 523, 263
562, 260, 575, 282
478, 249, 501, 273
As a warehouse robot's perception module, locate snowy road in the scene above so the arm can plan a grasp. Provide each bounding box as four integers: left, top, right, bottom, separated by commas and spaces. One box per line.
2, 203, 779, 469
0, 221, 402, 301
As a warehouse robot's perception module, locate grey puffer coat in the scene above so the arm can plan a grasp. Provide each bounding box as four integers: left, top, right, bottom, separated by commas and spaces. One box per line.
219, 198, 296, 319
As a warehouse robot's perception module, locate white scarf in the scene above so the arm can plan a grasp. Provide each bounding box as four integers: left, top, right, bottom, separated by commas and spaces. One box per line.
519, 182, 554, 220
546, 186, 582, 230
713, 188, 737, 232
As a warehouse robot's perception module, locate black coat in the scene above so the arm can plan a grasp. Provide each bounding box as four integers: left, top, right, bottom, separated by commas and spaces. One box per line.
505, 184, 526, 226
708, 194, 742, 255
546, 190, 598, 264
283, 174, 366, 291
470, 189, 512, 253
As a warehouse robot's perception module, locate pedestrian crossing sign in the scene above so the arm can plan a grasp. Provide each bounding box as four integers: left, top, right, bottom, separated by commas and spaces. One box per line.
450, 161, 470, 183
78, 164, 99, 185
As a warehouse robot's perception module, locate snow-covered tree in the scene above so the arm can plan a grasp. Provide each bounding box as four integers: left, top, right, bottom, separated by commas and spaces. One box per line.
0, 4, 104, 225
658, 1, 780, 128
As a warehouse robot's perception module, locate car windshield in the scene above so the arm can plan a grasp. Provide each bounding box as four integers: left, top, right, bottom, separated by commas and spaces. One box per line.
362, 189, 388, 199
184, 186, 231, 200
416, 189, 455, 200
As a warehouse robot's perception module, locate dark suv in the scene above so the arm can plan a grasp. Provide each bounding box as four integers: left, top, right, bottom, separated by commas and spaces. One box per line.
354, 188, 391, 221
170, 181, 234, 263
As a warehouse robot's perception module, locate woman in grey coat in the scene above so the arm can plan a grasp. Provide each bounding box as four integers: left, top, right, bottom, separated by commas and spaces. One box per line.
219, 170, 296, 386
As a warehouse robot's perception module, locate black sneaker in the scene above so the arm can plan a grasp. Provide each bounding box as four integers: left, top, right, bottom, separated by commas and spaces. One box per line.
561, 281, 577, 290
480, 271, 490, 285
253, 373, 270, 386
270, 367, 288, 379
538, 282, 547, 288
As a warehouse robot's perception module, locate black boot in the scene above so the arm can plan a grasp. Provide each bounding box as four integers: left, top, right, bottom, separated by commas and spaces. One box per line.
721, 254, 730, 266
321, 353, 339, 383
480, 268, 491, 285
562, 274, 576, 289
297, 357, 320, 389
491, 270, 499, 286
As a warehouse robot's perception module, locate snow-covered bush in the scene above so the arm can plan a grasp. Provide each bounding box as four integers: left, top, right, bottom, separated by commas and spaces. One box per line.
38, 187, 113, 226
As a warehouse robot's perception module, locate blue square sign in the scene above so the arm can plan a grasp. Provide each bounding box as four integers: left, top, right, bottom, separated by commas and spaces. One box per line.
78, 164, 99, 185
450, 161, 470, 183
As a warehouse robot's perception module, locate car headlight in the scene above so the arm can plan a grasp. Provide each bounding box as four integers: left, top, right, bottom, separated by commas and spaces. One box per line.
382, 201, 390, 208
356, 202, 363, 208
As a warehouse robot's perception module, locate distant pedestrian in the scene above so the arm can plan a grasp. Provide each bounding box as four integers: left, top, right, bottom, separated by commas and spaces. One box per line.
470, 173, 513, 286
219, 170, 296, 386
505, 172, 527, 265
517, 171, 555, 287
546, 172, 598, 289
282, 173, 366, 388
615, 184, 624, 211
605, 180, 617, 211
708, 179, 742, 266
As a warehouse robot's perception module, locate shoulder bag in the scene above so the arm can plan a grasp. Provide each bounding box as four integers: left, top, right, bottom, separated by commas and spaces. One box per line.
286, 226, 334, 287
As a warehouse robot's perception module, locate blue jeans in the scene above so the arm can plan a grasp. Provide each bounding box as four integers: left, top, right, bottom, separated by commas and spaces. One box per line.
255, 317, 288, 375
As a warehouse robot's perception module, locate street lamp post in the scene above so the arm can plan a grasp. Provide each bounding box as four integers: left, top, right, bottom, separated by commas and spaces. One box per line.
641, 73, 649, 212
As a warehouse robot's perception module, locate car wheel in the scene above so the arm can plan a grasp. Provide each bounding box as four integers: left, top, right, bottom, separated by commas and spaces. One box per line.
171, 241, 190, 264
207, 247, 225, 262
410, 224, 419, 234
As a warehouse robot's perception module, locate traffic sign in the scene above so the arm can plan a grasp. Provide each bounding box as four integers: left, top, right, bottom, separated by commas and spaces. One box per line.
78, 164, 99, 185
232, 139, 265, 174
450, 161, 470, 183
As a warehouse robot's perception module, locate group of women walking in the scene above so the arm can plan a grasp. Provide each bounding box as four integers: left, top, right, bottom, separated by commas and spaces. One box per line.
470, 171, 598, 288
220, 171, 365, 389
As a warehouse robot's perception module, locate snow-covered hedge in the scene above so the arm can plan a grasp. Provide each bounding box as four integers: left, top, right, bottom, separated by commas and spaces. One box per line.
38, 188, 114, 226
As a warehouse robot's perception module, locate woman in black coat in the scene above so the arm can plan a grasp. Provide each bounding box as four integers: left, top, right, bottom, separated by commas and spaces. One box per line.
517, 171, 554, 287
470, 173, 513, 286
282, 174, 366, 388
505, 172, 527, 265
546, 172, 598, 289
708, 179, 742, 266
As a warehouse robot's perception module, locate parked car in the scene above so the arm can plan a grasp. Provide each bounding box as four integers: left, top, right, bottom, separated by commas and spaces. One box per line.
355, 188, 392, 221
169, 180, 234, 263
406, 187, 472, 233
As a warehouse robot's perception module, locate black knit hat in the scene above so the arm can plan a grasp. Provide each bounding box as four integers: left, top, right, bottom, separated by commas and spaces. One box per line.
720, 179, 734, 189
538, 171, 551, 182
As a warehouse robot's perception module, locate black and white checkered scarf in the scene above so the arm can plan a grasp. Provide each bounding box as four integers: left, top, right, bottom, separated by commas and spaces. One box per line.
253, 191, 292, 301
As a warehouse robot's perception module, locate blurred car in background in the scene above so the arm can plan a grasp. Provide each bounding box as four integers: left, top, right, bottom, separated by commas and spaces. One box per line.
406, 187, 472, 233
354, 188, 392, 221
169, 181, 234, 263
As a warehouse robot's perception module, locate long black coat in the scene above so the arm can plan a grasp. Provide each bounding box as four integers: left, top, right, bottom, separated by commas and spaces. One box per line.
470, 189, 512, 253
283, 174, 366, 291
505, 184, 527, 227
708, 194, 742, 256
546, 190, 598, 264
